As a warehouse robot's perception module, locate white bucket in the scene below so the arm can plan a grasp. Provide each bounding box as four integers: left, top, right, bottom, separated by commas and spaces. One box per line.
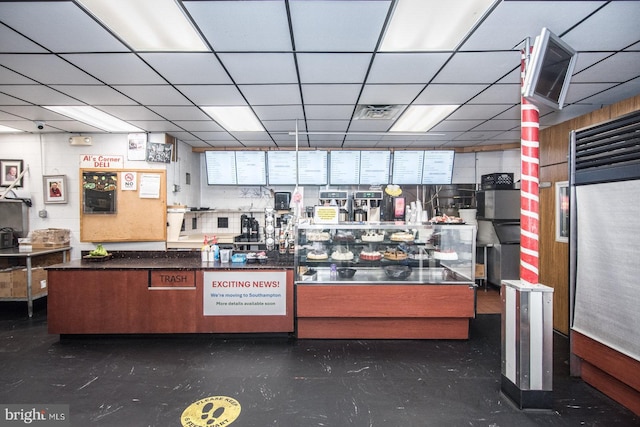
458, 209, 477, 226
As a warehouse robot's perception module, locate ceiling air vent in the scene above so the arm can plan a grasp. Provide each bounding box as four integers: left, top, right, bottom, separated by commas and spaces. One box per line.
353, 105, 403, 120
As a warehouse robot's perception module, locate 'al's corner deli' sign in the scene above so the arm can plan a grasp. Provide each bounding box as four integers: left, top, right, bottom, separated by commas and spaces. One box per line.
203, 271, 286, 316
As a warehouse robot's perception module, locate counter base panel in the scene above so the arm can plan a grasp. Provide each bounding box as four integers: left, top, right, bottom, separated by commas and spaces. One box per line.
296, 284, 474, 339
297, 317, 471, 339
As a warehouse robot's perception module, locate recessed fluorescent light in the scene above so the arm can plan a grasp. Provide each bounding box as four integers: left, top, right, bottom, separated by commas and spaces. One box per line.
44, 106, 143, 133
390, 105, 459, 132
0, 125, 24, 133
202, 107, 265, 132
380, 0, 497, 51
76, 0, 207, 51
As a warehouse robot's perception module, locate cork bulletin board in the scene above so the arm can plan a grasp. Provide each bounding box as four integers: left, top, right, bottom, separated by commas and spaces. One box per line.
80, 169, 167, 242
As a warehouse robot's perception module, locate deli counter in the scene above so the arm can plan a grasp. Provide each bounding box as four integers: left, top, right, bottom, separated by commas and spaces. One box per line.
294, 222, 477, 339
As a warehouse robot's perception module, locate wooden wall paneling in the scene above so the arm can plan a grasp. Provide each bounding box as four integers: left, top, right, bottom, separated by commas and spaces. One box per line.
539, 163, 570, 334
47, 270, 149, 334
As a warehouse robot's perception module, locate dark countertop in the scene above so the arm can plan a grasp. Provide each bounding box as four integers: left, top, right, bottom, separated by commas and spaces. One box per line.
46, 250, 293, 271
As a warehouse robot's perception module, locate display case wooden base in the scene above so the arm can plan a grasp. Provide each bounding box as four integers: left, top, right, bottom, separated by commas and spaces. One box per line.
296, 284, 475, 339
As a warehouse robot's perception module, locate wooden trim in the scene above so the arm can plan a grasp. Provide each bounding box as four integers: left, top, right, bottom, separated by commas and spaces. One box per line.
297, 285, 475, 318
571, 330, 640, 416
297, 318, 470, 339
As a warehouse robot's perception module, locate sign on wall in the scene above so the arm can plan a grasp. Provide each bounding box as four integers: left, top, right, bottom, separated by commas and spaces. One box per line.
203, 271, 287, 316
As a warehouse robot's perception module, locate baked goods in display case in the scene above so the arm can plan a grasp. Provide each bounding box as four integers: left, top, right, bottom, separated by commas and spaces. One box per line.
333, 231, 356, 242
429, 214, 465, 224
359, 250, 383, 261
384, 248, 408, 261
361, 231, 385, 242
307, 231, 331, 241
307, 250, 329, 260
331, 250, 354, 261
390, 231, 415, 242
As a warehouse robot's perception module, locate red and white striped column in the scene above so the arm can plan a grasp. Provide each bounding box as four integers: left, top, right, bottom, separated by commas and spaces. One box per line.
520, 48, 540, 285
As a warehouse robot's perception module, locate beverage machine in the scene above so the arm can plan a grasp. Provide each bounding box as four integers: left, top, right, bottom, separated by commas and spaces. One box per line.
318, 190, 350, 222
353, 191, 383, 222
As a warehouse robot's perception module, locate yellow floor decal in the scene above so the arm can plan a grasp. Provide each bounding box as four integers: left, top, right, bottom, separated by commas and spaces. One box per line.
181, 396, 241, 427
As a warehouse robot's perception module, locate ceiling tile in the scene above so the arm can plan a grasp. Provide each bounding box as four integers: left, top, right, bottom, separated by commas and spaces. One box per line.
0, 85, 80, 105
571, 52, 640, 83
306, 120, 349, 132
149, 106, 211, 121
461, 1, 603, 51
96, 105, 165, 121
128, 121, 184, 132
301, 85, 362, 105
414, 84, 486, 104
564, 82, 617, 104
49, 85, 138, 106
262, 121, 307, 133
140, 53, 232, 84
113, 85, 192, 106
367, 53, 451, 84
217, 53, 297, 84
359, 84, 423, 104
176, 85, 246, 106
433, 52, 520, 84
0, 54, 101, 85
297, 53, 372, 83
562, 1, 640, 51
0, 93, 30, 106
447, 104, 512, 121
62, 54, 165, 85
0, 2, 128, 52
305, 105, 355, 121
239, 85, 301, 106
253, 105, 304, 122
290, 0, 391, 51
0, 25, 47, 53
468, 84, 521, 104
172, 121, 225, 132
185, 0, 292, 51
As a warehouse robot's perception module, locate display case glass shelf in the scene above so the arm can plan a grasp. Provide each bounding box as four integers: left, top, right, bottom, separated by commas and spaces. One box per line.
295, 222, 476, 285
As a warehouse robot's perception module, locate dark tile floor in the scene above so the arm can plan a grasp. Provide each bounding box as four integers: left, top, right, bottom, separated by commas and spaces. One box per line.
1, 299, 638, 427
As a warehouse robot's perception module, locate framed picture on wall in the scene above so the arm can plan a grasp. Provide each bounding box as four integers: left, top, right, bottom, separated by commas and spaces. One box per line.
43, 175, 67, 204
555, 181, 569, 243
146, 142, 173, 163
1, 159, 24, 187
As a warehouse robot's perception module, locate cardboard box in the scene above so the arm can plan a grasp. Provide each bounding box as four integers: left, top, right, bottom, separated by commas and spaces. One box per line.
475, 264, 485, 279
9, 268, 48, 298
30, 228, 70, 248
0, 268, 16, 298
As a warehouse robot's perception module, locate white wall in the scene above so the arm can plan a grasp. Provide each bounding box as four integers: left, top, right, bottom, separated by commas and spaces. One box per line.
0, 132, 201, 259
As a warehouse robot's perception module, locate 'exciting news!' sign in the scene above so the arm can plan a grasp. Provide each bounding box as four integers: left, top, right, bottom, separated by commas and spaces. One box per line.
203, 271, 286, 316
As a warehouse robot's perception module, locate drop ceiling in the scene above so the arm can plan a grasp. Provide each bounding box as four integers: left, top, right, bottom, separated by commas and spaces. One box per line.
0, 0, 639, 150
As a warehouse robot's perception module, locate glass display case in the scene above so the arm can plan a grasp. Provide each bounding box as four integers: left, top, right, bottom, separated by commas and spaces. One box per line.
295, 222, 476, 285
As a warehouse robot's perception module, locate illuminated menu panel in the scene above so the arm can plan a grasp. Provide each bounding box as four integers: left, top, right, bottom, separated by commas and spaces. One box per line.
392, 151, 424, 184
330, 151, 360, 185
359, 150, 390, 185
422, 150, 455, 184
267, 151, 297, 185
236, 151, 266, 185
298, 150, 328, 185
205, 151, 237, 185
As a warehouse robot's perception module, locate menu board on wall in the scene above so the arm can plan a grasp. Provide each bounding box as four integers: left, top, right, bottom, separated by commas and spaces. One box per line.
236, 151, 266, 185
205, 151, 237, 185
359, 150, 390, 185
330, 151, 360, 185
298, 150, 328, 185
267, 151, 297, 185
422, 150, 455, 184
392, 151, 424, 184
